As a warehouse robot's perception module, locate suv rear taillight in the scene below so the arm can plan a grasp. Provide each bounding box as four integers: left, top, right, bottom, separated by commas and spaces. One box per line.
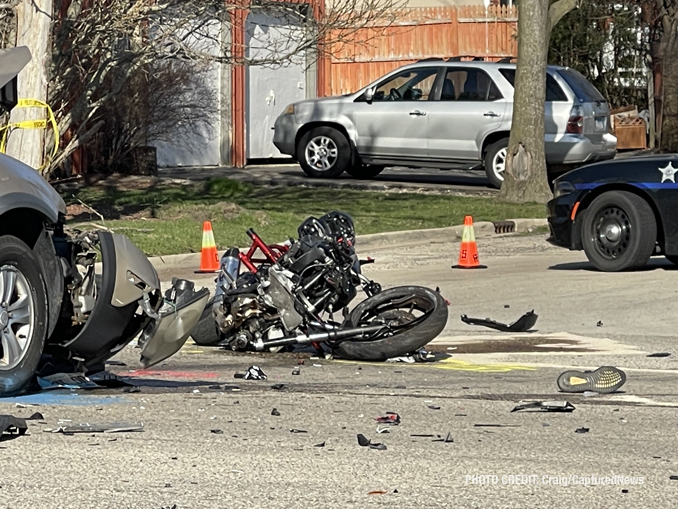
567, 106, 584, 134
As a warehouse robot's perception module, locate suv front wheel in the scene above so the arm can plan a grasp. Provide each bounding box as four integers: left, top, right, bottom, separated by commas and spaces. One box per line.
298, 127, 351, 178
0, 235, 48, 395
484, 138, 509, 189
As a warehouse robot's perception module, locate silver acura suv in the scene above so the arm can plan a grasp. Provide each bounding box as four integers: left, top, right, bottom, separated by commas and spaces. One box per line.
273, 59, 617, 188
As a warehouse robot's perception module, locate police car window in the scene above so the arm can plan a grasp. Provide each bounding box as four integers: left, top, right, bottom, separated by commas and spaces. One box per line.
372, 68, 438, 101
439, 68, 503, 101
499, 69, 567, 102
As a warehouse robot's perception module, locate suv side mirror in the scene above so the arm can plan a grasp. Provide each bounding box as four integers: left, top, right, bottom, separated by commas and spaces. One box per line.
365, 87, 375, 103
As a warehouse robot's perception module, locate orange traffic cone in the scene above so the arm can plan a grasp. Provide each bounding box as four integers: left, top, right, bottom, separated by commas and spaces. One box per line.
452, 216, 487, 269
196, 221, 220, 273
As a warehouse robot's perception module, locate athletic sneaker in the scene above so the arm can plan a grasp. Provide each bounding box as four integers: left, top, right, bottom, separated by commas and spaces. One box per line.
556, 366, 626, 394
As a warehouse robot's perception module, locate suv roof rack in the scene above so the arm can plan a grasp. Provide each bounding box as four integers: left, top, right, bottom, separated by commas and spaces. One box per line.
447, 55, 485, 61
417, 55, 518, 63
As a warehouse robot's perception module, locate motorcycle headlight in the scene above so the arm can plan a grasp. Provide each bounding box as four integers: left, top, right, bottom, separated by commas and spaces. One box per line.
553, 180, 576, 199
282, 104, 295, 115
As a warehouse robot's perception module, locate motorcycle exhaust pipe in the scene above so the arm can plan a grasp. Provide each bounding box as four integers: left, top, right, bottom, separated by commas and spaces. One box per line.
255, 324, 386, 350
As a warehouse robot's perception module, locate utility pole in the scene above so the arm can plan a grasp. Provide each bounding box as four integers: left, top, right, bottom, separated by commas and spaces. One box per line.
6, 0, 53, 171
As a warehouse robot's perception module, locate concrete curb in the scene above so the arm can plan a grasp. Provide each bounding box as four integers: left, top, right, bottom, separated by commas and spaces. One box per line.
147, 218, 547, 272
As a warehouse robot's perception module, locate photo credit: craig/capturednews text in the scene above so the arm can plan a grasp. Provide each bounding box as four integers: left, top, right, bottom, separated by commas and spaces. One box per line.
465, 475, 645, 487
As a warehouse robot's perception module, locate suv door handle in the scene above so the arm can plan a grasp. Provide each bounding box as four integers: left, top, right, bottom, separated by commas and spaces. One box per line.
409, 110, 427, 116
484, 111, 500, 117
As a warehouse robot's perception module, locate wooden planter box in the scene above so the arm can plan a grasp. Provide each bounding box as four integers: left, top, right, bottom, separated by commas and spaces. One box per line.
614, 117, 647, 151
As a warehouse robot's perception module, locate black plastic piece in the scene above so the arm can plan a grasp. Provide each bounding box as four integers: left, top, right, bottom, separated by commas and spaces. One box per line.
0, 415, 27, 436
460, 310, 538, 332
511, 401, 575, 413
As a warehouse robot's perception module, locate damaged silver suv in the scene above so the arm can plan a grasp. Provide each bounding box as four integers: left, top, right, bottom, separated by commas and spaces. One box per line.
273, 58, 617, 188
0, 47, 209, 395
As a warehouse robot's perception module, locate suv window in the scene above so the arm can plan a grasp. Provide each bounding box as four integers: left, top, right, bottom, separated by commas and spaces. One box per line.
439, 68, 502, 101
372, 68, 438, 101
499, 69, 568, 102
556, 68, 606, 103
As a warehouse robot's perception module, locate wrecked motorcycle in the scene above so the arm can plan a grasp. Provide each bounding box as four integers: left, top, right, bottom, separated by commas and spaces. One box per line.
0, 46, 209, 395
191, 211, 448, 361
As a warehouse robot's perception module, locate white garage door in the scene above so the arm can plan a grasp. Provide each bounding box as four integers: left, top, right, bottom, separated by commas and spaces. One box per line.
246, 10, 309, 160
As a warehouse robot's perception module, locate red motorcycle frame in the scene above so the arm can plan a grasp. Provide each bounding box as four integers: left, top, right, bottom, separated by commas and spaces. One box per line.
238, 228, 289, 274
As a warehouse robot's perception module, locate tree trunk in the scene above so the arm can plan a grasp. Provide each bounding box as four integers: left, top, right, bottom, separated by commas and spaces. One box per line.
659, 11, 678, 152
6, 0, 53, 171
497, 0, 552, 204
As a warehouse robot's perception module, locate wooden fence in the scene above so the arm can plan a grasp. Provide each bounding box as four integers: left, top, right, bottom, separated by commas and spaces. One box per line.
323, 5, 518, 96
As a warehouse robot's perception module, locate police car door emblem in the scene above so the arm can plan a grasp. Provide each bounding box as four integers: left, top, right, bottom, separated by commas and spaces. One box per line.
659, 162, 677, 183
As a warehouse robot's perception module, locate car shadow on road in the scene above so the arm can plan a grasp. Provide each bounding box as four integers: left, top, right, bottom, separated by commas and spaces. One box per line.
549, 258, 678, 272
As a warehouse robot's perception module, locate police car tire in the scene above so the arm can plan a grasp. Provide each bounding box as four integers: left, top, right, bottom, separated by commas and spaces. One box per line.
581, 191, 656, 272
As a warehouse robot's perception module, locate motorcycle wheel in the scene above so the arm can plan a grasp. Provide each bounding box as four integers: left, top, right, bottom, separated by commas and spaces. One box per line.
333, 286, 448, 361
189, 296, 222, 346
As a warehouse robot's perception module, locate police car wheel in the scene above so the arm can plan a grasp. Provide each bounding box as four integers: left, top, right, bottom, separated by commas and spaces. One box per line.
581, 191, 656, 272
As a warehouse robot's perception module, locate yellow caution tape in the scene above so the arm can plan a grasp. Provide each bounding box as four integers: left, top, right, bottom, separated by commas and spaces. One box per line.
0, 97, 60, 172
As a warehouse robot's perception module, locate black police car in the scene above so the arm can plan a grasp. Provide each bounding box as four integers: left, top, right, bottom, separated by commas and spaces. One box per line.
548, 154, 678, 272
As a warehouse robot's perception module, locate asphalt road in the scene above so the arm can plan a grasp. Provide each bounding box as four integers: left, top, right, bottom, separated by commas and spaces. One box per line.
3, 234, 678, 508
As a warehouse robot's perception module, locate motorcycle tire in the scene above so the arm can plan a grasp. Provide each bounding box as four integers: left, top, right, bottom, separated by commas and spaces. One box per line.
189, 296, 222, 346
333, 286, 448, 361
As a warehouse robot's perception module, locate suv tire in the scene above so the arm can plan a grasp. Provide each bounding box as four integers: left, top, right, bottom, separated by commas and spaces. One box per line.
484, 138, 509, 189
345, 164, 385, 179
298, 127, 351, 178
0, 235, 48, 396
581, 191, 656, 272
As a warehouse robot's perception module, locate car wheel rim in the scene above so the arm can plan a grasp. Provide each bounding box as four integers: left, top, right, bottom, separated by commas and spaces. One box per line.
0, 265, 35, 370
492, 148, 507, 181
305, 136, 338, 172
592, 206, 631, 260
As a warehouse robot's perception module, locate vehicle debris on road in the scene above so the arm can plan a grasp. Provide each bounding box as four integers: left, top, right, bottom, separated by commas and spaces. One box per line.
37, 373, 101, 390
357, 433, 386, 449
432, 432, 454, 443
0, 415, 28, 437
647, 352, 671, 358
474, 424, 521, 428
235, 366, 267, 380
44, 422, 144, 434
575, 427, 590, 434
375, 412, 400, 425
460, 310, 538, 332
511, 401, 576, 413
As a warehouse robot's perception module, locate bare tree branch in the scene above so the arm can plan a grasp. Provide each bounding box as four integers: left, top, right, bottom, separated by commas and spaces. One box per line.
547, 0, 580, 39
44, 0, 404, 175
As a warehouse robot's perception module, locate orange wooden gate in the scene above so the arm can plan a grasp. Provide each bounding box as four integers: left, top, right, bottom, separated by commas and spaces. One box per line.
321, 5, 518, 97
232, 4, 518, 167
